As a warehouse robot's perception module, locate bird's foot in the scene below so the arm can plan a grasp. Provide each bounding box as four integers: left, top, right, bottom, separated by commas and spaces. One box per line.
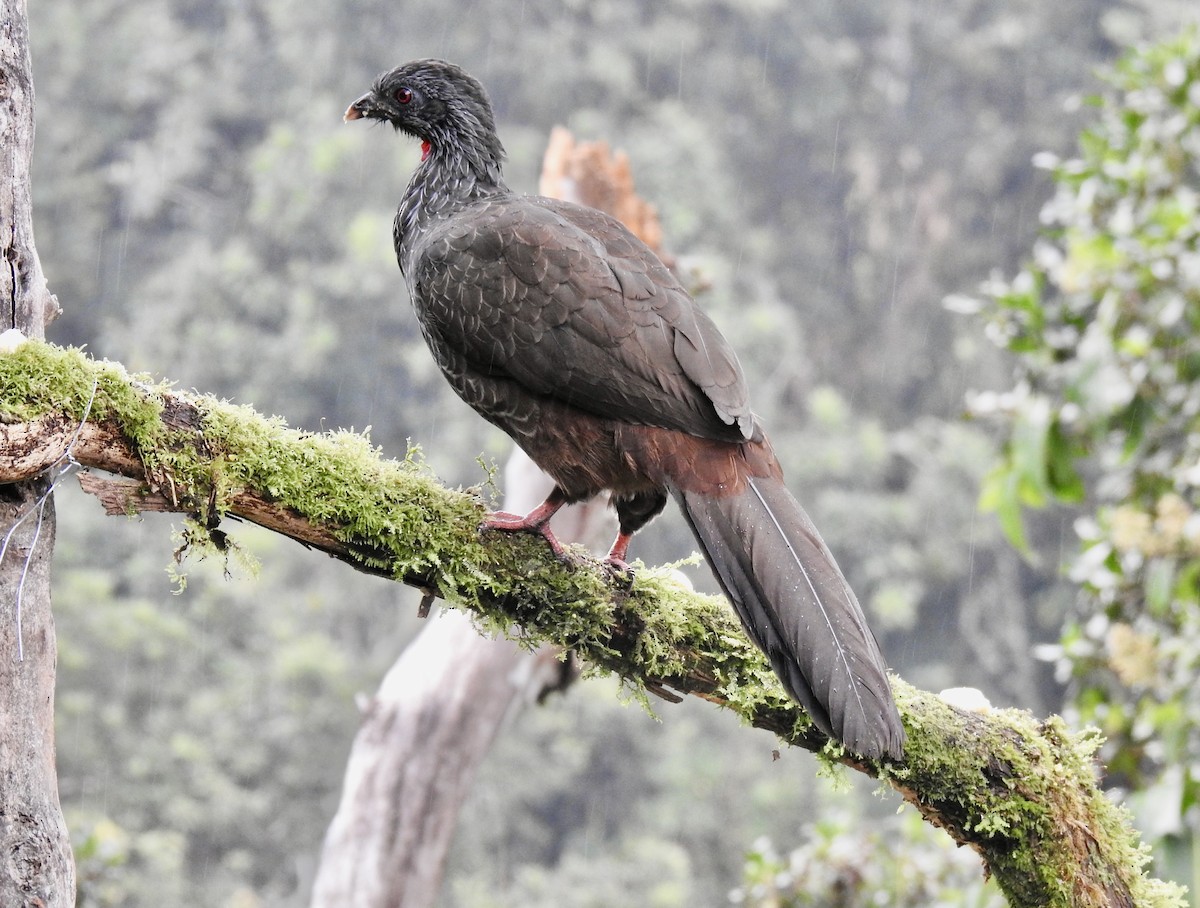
602, 532, 636, 578
602, 555, 636, 585
481, 510, 568, 559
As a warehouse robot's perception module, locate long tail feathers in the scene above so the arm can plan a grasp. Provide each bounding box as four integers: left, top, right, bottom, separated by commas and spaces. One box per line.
671, 477, 905, 760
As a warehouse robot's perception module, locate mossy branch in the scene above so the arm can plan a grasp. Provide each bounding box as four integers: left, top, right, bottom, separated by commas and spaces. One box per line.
0, 340, 1184, 908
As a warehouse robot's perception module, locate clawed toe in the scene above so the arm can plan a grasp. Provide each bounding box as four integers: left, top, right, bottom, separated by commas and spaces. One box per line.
480, 511, 567, 559
603, 555, 634, 575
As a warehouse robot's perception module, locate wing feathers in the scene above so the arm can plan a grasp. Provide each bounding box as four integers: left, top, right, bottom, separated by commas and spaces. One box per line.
411, 196, 750, 442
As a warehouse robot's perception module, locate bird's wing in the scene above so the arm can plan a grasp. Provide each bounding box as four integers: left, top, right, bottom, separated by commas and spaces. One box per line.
411, 195, 754, 442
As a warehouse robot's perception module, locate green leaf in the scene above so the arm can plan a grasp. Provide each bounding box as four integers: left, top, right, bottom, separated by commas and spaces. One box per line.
979, 462, 1032, 553
1045, 418, 1086, 502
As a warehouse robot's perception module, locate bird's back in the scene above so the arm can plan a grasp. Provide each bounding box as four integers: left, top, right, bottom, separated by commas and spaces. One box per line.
403, 191, 755, 446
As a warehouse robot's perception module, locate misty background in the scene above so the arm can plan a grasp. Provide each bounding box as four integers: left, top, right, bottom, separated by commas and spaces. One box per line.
25, 0, 1199, 904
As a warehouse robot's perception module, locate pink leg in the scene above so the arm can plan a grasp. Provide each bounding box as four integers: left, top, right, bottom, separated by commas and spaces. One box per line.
482, 491, 568, 558
604, 531, 635, 572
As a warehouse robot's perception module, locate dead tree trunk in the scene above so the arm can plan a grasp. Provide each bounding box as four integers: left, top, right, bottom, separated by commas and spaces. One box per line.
0, 0, 72, 904
309, 455, 606, 908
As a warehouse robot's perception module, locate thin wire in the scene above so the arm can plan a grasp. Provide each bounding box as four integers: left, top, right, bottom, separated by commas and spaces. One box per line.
3, 377, 100, 661
13, 496, 47, 662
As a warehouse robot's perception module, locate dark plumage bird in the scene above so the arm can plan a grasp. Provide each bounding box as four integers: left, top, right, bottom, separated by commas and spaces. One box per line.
346, 59, 904, 760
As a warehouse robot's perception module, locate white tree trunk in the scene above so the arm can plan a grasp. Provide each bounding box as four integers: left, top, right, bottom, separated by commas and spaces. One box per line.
0, 0, 73, 903
309, 451, 611, 908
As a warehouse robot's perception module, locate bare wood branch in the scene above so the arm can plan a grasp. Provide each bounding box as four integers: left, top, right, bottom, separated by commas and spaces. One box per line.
76, 473, 177, 514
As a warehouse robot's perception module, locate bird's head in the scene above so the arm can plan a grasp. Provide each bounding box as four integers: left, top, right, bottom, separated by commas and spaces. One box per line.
345, 59, 505, 171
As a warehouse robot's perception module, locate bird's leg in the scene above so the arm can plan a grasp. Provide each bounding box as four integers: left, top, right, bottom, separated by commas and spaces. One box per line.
604, 531, 635, 573
482, 488, 569, 558
606, 491, 664, 573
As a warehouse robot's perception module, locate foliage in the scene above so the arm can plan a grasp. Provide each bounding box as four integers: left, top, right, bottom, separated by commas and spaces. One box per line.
71, 812, 187, 908
444, 681, 805, 907
53, 500, 414, 907
731, 812, 1005, 908
973, 26, 1200, 858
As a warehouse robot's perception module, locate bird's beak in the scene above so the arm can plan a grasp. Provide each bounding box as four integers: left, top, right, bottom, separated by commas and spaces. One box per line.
344, 92, 375, 122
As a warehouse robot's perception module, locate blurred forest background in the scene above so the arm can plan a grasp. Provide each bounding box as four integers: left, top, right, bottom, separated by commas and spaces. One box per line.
22, 0, 1200, 905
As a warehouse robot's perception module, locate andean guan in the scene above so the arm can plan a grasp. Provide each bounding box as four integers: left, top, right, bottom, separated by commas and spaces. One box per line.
345, 59, 905, 760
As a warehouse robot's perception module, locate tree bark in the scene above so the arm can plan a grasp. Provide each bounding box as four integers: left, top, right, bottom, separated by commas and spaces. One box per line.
0, 477, 72, 908
0, 0, 73, 904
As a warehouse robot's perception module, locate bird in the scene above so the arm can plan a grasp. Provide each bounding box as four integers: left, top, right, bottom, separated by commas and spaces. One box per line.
345, 59, 905, 760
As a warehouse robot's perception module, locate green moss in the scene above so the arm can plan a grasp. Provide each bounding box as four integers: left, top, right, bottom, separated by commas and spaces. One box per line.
199, 399, 483, 574
1, 340, 1187, 907
0, 341, 165, 437
0, 341, 801, 718
887, 687, 1188, 907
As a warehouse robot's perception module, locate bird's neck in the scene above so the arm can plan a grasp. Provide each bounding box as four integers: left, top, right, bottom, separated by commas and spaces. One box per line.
395, 139, 508, 270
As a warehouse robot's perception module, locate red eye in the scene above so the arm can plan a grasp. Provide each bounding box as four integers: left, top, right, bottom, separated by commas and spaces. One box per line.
394, 87, 413, 104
